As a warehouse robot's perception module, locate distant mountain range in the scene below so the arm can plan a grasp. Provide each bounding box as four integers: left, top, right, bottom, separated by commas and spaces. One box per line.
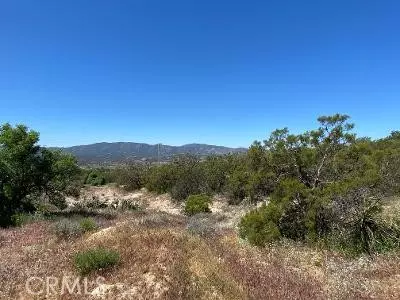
56, 142, 247, 164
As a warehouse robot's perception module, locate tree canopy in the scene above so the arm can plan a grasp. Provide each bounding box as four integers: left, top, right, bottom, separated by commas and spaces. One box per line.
0, 123, 80, 226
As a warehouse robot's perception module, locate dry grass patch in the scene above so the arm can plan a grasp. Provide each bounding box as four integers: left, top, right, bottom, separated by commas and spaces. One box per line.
0, 222, 78, 299
183, 234, 247, 299
78, 224, 186, 299
325, 252, 400, 300
210, 233, 326, 300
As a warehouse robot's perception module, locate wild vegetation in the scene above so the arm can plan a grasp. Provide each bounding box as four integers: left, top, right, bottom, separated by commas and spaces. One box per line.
74, 247, 120, 275
92, 114, 400, 255
0, 116, 399, 299
237, 115, 400, 255
0, 123, 81, 227
184, 194, 212, 216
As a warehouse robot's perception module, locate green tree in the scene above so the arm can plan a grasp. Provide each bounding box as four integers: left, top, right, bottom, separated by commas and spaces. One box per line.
170, 155, 207, 201
264, 114, 355, 189
145, 164, 177, 194
239, 115, 400, 254
0, 124, 80, 226
203, 155, 230, 193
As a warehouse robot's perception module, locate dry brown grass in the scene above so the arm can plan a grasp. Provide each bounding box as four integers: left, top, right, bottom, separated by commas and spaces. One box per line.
0, 221, 78, 299
208, 233, 325, 300
1, 188, 399, 299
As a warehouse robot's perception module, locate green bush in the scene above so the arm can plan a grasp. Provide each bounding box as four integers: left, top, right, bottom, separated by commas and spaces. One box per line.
145, 164, 176, 194
146, 155, 207, 201
226, 169, 249, 204
203, 155, 230, 193
271, 179, 311, 240
85, 172, 106, 186
79, 217, 98, 232
246, 171, 276, 203
239, 203, 282, 246
74, 248, 120, 275
10, 213, 32, 227
170, 178, 204, 202
184, 194, 212, 216
106, 165, 146, 191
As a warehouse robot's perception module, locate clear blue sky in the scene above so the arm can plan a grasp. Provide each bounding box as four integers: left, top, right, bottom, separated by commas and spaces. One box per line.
1, 0, 399, 148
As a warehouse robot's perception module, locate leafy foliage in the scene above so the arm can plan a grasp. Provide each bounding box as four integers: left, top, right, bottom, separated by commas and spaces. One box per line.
169, 155, 207, 201
85, 171, 106, 186
184, 194, 212, 216
145, 155, 208, 201
239, 114, 400, 254
79, 217, 98, 232
0, 124, 80, 227
109, 164, 147, 191
145, 164, 177, 194
74, 248, 120, 275
239, 203, 282, 246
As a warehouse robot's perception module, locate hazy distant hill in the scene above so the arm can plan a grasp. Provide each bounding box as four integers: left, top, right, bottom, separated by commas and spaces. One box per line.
57, 142, 247, 164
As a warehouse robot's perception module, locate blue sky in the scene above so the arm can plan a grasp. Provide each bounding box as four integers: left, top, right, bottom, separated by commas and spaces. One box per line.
1, 0, 399, 147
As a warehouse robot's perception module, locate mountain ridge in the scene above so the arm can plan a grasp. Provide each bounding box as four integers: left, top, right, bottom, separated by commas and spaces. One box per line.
56, 142, 247, 164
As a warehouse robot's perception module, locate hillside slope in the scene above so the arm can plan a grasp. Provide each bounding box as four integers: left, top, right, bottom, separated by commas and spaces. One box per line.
1, 186, 399, 299
57, 142, 246, 164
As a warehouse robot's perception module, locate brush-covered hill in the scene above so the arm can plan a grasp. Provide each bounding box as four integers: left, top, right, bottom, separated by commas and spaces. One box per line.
56, 142, 247, 164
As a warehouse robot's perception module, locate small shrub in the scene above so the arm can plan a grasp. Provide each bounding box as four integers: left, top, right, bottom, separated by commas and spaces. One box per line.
79, 217, 98, 232
239, 203, 282, 246
107, 165, 145, 191
85, 172, 106, 186
171, 179, 204, 202
145, 164, 176, 194
184, 194, 212, 216
54, 219, 83, 238
10, 213, 31, 227
74, 248, 120, 275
